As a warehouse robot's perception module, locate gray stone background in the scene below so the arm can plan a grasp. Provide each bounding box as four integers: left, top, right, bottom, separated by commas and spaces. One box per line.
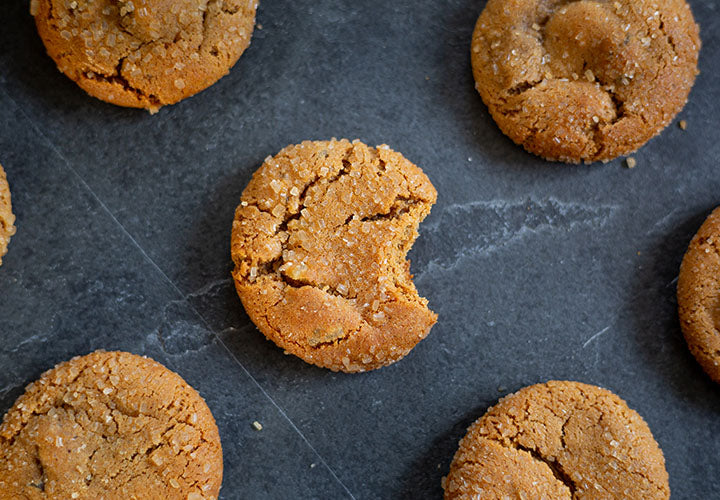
0, 0, 718, 498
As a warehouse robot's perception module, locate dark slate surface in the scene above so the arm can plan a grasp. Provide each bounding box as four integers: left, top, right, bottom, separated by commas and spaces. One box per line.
0, 0, 718, 498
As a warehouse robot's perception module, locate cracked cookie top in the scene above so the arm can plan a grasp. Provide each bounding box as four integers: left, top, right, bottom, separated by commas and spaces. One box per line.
471, 0, 700, 163
678, 207, 720, 384
231, 139, 438, 373
444, 381, 669, 499
32, 0, 258, 112
0, 165, 16, 267
0, 351, 223, 499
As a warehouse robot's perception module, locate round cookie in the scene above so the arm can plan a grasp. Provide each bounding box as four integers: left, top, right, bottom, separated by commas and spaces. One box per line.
471, 0, 700, 163
0, 164, 16, 266
0, 351, 223, 499
678, 207, 720, 383
231, 139, 438, 372
444, 381, 669, 499
32, 0, 258, 112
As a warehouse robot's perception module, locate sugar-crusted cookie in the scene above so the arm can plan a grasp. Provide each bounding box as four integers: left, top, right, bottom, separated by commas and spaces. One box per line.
32, 0, 258, 112
678, 207, 720, 383
444, 381, 669, 499
0, 351, 223, 499
231, 139, 438, 372
471, 0, 700, 163
0, 164, 16, 266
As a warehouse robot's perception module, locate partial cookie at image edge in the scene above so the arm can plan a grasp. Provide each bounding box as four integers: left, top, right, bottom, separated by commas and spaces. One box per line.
32, 0, 259, 112
678, 206, 720, 383
0, 164, 16, 266
0, 350, 223, 499
444, 381, 670, 499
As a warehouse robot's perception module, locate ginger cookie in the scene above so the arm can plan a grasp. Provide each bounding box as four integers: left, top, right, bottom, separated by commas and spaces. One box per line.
32, 0, 258, 112
0, 164, 16, 266
444, 381, 669, 499
231, 139, 438, 373
678, 207, 720, 383
0, 351, 223, 499
471, 0, 700, 163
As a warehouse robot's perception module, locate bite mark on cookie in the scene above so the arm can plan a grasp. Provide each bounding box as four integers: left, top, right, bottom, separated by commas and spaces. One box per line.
231, 139, 438, 372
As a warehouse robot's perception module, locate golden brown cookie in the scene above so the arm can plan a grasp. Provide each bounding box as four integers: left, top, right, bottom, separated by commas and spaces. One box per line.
32, 0, 258, 112
444, 381, 669, 499
678, 207, 720, 383
231, 139, 438, 372
471, 0, 700, 163
0, 351, 223, 499
0, 164, 16, 266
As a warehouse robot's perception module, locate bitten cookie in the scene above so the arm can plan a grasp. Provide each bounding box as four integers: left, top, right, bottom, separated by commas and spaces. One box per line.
0, 351, 223, 499
32, 0, 258, 112
444, 381, 669, 499
471, 0, 700, 163
0, 164, 16, 266
678, 207, 720, 383
231, 139, 438, 372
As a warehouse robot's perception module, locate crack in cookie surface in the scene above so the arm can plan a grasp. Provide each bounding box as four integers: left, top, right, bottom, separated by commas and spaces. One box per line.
471, 0, 700, 163
231, 139, 438, 372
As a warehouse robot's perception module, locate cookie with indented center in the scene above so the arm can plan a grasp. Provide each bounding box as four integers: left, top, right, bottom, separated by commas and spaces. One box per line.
471, 0, 700, 163
678, 207, 720, 383
231, 139, 438, 372
0, 164, 16, 266
0, 351, 223, 499
32, 0, 258, 112
444, 381, 669, 499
